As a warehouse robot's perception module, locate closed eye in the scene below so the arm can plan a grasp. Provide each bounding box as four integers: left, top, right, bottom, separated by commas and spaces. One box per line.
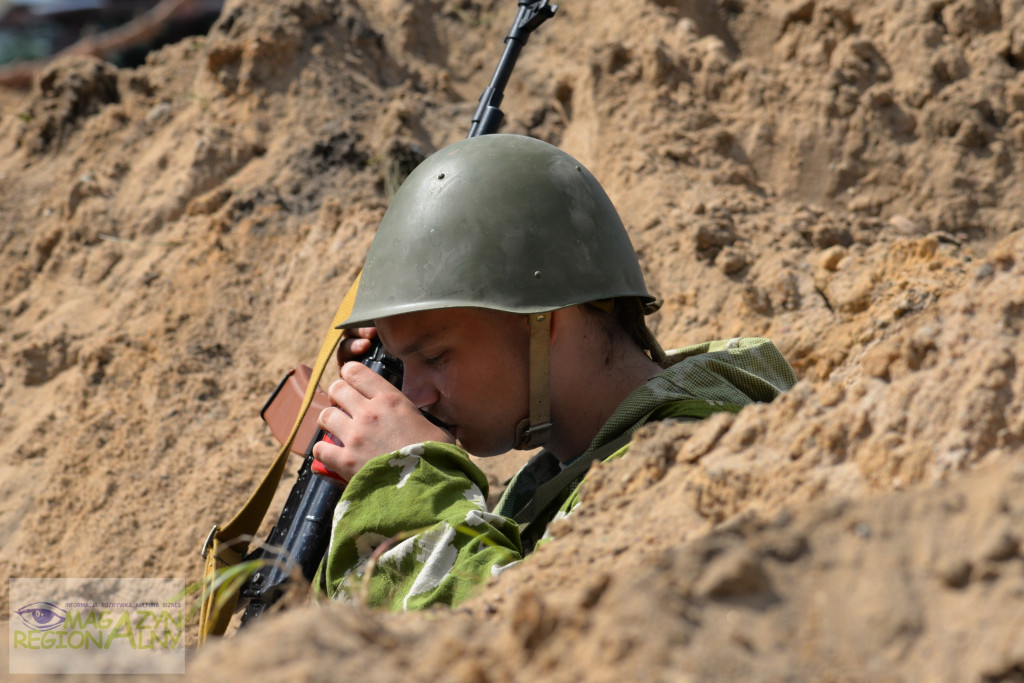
423, 352, 446, 369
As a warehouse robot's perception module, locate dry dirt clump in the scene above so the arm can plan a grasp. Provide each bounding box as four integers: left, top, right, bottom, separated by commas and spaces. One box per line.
1, 0, 1022, 680
190, 456, 1024, 682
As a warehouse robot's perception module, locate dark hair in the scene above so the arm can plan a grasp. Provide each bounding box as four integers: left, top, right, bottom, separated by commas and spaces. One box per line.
585, 297, 666, 365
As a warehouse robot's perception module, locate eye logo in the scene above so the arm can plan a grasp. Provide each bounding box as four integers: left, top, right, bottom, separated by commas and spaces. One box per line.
14, 602, 66, 631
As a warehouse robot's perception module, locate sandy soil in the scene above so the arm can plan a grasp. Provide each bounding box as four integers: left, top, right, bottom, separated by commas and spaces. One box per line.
1, 0, 1022, 680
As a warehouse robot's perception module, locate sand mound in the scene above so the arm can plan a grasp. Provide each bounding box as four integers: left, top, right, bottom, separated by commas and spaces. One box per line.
1, 0, 1022, 679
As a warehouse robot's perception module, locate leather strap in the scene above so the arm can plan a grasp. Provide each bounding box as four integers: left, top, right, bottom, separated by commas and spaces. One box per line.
513, 312, 553, 450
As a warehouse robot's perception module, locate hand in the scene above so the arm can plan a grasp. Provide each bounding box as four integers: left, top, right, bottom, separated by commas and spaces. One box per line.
312, 361, 454, 481
336, 327, 378, 370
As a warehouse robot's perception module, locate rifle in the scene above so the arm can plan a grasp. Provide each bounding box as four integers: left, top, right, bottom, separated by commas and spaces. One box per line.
235, 0, 557, 626
237, 346, 402, 624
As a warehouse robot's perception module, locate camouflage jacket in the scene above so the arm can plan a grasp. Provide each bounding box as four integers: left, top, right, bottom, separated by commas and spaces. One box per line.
314, 337, 796, 609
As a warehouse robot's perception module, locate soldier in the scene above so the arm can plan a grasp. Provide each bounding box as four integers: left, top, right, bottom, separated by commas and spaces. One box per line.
312, 134, 796, 609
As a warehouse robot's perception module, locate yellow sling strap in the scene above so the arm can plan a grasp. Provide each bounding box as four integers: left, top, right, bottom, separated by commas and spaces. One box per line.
197, 275, 361, 643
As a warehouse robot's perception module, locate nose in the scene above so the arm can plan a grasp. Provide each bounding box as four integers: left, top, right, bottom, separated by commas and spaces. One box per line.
401, 368, 439, 410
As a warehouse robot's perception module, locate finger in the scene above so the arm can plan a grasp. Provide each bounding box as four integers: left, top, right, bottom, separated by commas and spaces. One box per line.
348, 338, 373, 355
338, 361, 394, 399
318, 404, 352, 436
336, 337, 372, 366
311, 438, 352, 480
311, 458, 347, 484
352, 327, 378, 340
310, 430, 347, 482
339, 327, 377, 349
325, 378, 372, 418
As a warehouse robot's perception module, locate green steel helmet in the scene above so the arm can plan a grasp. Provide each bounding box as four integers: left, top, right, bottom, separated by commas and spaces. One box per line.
338, 134, 654, 328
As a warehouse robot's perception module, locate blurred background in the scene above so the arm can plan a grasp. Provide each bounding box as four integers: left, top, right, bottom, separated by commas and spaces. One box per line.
0, 0, 221, 68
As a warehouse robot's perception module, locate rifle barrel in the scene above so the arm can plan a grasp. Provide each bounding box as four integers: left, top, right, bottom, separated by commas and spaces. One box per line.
469, 0, 557, 138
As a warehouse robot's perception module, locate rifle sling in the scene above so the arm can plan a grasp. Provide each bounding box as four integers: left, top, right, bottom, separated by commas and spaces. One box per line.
511, 411, 702, 530
511, 430, 634, 528
198, 274, 362, 643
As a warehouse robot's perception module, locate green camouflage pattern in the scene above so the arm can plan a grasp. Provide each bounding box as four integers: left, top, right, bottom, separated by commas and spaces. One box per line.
314, 337, 796, 609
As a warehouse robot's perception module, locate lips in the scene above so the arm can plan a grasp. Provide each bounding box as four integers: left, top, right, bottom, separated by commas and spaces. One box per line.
417, 408, 458, 444
420, 409, 450, 429
438, 420, 458, 441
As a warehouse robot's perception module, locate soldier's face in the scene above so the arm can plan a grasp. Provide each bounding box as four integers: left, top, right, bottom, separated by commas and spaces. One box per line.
376, 307, 530, 457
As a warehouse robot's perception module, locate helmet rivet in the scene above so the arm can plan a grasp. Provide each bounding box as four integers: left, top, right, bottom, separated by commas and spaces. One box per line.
437, 172, 446, 180
536, 314, 546, 322
534, 270, 542, 278
575, 165, 582, 172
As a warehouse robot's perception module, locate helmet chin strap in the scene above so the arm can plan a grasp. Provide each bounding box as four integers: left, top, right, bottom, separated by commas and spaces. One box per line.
514, 312, 553, 450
